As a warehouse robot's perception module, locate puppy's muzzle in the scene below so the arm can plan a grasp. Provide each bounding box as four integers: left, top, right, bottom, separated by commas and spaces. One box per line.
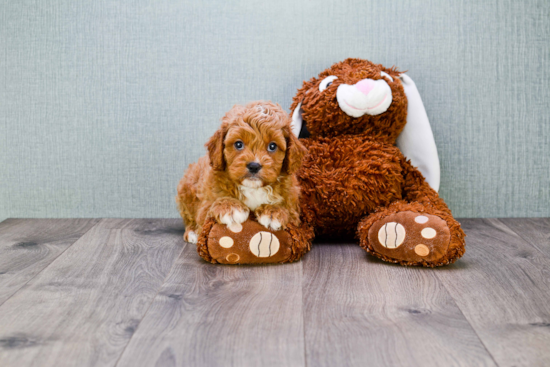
246, 162, 262, 174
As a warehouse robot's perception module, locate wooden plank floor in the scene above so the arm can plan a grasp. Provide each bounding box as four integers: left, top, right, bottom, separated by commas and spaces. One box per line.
0, 218, 548, 367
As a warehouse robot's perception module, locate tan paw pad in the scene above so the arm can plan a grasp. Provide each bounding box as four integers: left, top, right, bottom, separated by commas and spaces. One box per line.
249, 231, 280, 257
226, 253, 240, 263
228, 222, 243, 233
421, 227, 437, 239
219, 236, 234, 248
415, 215, 429, 224
378, 222, 406, 249
414, 244, 430, 256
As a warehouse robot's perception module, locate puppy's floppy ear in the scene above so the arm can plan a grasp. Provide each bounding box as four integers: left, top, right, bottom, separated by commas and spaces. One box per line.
205, 125, 228, 171
282, 126, 307, 175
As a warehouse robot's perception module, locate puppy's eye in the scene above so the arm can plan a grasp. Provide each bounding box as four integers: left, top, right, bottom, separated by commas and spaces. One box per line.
234, 141, 244, 150
380, 71, 394, 82
267, 142, 278, 152
319, 76, 338, 92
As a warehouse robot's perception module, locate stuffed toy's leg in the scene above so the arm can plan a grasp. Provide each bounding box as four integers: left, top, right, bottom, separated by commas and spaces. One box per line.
357, 158, 466, 267
195, 216, 313, 264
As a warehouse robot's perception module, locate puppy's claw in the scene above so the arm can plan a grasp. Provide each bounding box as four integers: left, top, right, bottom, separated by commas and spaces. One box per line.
219, 208, 249, 226
270, 219, 282, 231
258, 215, 282, 231
232, 208, 249, 224
258, 215, 270, 229
271, 219, 282, 231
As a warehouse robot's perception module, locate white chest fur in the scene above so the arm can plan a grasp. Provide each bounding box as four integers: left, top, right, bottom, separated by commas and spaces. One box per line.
238, 184, 281, 211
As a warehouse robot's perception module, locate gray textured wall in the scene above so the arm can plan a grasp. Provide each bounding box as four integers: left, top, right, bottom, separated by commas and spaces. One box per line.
1, 0, 549, 220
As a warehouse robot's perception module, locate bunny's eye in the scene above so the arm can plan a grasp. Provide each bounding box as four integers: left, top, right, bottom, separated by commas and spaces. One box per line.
319, 76, 338, 92
380, 71, 394, 82
234, 141, 244, 150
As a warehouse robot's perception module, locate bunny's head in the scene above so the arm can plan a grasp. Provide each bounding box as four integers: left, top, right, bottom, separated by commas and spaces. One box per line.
291, 58, 441, 191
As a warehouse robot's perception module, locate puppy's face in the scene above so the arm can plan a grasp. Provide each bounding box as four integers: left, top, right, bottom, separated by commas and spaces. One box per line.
224, 123, 287, 187
207, 102, 305, 188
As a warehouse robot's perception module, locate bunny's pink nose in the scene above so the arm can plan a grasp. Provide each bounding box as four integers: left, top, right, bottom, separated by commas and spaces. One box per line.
355, 79, 375, 95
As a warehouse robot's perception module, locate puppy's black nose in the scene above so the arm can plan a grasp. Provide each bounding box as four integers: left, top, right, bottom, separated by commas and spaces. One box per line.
246, 162, 262, 174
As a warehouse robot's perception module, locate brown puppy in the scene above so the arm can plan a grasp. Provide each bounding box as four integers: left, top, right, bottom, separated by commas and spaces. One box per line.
176, 101, 306, 243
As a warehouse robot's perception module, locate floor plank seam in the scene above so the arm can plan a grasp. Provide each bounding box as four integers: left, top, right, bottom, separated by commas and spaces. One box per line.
436, 271, 500, 367
0, 219, 100, 308
113, 242, 189, 367
300, 261, 308, 367
496, 218, 550, 260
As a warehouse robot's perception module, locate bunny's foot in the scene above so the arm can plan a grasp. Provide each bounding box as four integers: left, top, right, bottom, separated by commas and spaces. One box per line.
195, 217, 312, 264
358, 203, 465, 267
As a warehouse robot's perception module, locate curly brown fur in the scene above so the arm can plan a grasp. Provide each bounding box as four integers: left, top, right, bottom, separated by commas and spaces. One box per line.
298, 135, 404, 237
196, 218, 217, 263
176, 101, 307, 243
285, 221, 315, 262
293, 58, 465, 266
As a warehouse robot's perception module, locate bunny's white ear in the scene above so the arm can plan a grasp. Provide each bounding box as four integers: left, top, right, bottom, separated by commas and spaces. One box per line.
290, 102, 303, 137
396, 74, 440, 192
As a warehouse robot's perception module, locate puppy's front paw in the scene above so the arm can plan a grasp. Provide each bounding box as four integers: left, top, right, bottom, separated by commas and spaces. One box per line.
219, 207, 249, 226
209, 199, 250, 232
255, 205, 290, 231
